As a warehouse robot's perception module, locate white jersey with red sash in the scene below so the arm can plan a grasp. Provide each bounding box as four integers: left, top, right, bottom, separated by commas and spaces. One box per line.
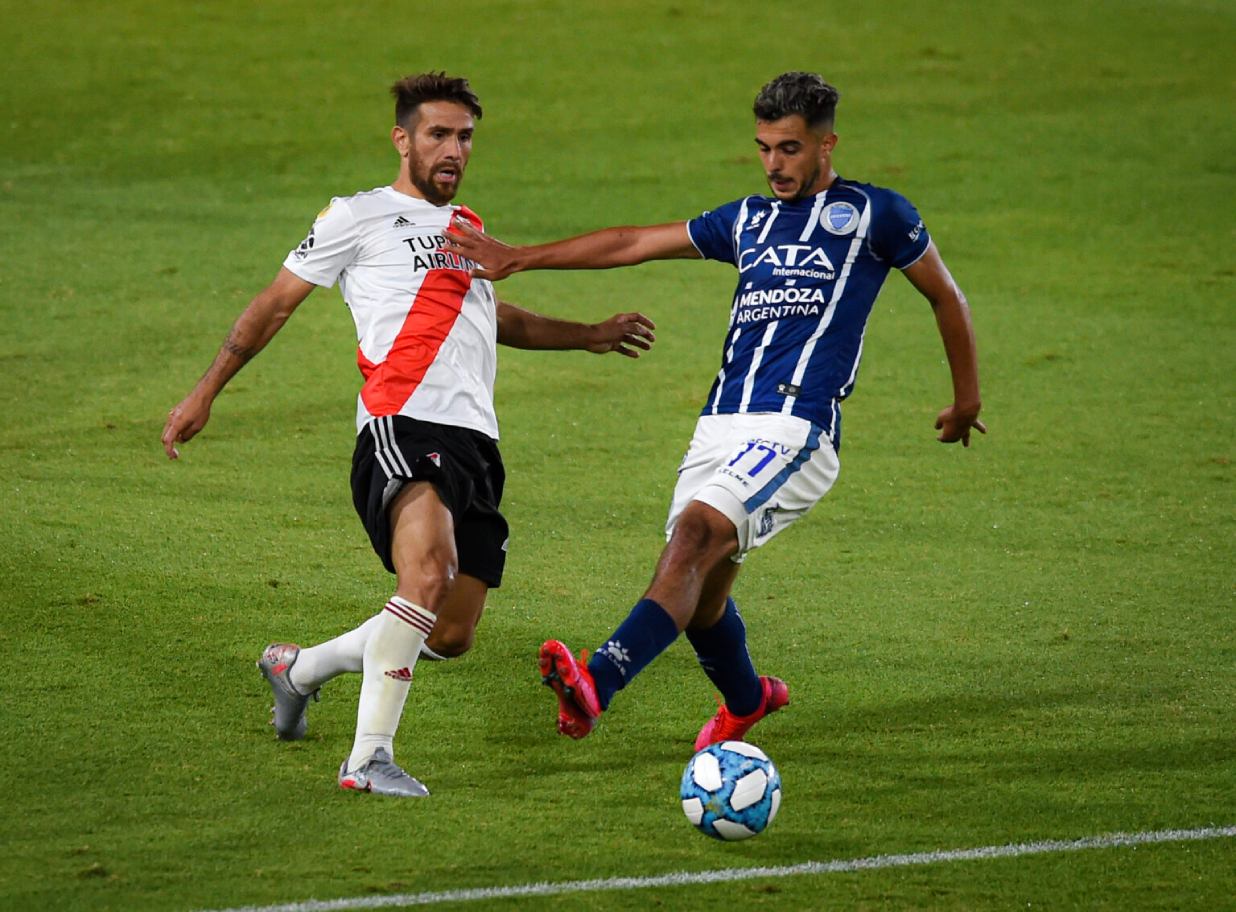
283, 186, 499, 439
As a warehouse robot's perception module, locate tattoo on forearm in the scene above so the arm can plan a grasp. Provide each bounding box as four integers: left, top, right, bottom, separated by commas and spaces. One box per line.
223, 334, 256, 363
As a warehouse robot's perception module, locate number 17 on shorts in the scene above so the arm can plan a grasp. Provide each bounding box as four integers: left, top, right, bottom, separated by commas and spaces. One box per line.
667, 413, 841, 556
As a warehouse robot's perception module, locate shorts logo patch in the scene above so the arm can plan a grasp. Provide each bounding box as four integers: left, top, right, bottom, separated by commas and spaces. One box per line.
758, 507, 776, 537
426, 452, 441, 467
821, 201, 859, 235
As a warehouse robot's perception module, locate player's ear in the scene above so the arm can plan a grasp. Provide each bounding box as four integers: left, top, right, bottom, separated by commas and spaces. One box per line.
391, 125, 409, 158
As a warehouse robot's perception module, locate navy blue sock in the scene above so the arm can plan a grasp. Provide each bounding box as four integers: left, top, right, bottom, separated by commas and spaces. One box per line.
587, 598, 679, 710
685, 597, 762, 716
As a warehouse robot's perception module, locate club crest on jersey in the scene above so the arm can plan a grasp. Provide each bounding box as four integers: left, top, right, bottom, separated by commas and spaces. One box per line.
821, 201, 859, 235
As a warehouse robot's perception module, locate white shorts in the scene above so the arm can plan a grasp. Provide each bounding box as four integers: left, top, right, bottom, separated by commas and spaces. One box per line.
666, 412, 840, 560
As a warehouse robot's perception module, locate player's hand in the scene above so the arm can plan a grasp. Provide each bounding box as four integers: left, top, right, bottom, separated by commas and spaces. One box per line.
162, 394, 212, 459
444, 219, 520, 281
935, 403, 986, 447
587, 312, 656, 358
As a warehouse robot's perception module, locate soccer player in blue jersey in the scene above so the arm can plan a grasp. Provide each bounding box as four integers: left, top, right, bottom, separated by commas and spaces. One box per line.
446, 71, 985, 749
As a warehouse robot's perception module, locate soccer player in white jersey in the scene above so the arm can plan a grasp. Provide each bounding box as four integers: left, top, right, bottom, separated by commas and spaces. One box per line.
161, 73, 655, 796
445, 72, 985, 749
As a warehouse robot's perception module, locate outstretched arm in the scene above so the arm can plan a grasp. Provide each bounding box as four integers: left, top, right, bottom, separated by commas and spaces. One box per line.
161, 267, 316, 458
496, 301, 656, 358
446, 220, 700, 281
902, 243, 986, 446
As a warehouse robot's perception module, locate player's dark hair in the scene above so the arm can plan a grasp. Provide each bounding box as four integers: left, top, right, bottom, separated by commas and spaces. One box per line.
753, 72, 840, 131
391, 72, 483, 126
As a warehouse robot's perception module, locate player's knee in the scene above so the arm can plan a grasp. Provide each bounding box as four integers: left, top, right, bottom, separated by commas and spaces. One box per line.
394, 548, 458, 611
670, 508, 738, 563
424, 624, 474, 658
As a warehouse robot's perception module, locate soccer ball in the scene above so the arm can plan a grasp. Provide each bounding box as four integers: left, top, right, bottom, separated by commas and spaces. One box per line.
680, 741, 782, 840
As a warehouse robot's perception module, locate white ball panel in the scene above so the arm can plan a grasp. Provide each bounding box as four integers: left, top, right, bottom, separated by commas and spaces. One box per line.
692, 751, 723, 791
712, 818, 757, 841
681, 797, 704, 825
719, 741, 769, 761
768, 787, 782, 824
729, 769, 768, 811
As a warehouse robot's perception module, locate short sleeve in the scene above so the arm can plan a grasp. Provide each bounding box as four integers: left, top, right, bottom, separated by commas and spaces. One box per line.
686, 199, 745, 265
283, 198, 358, 288
869, 190, 930, 269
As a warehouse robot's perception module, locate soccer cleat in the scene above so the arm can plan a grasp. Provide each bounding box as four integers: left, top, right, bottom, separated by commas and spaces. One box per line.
256, 643, 319, 740
539, 640, 602, 739
693, 675, 789, 751
338, 747, 429, 798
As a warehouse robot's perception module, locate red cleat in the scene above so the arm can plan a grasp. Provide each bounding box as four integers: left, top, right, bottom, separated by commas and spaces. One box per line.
693, 675, 789, 751
539, 640, 602, 739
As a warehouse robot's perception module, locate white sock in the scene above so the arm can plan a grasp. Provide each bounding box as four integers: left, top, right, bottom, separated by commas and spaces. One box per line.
347, 596, 435, 771
419, 642, 449, 661
290, 615, 383, 694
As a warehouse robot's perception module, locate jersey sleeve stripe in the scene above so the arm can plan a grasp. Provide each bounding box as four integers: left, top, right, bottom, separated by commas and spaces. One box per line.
897, 240, 931, 270
684, 220, 708, 258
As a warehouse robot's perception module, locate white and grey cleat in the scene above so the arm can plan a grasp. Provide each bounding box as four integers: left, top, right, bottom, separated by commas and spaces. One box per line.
338, 748, 430, 798
257, 643, 319, 740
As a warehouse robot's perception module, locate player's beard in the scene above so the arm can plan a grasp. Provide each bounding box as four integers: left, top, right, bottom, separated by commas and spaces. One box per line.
794, 164, 820, 200
769, 163, 821, 201
410, 156, 462, 206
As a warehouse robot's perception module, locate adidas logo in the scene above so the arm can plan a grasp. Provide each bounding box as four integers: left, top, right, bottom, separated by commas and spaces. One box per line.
393, 215, 414, 228
385, 666, 412, 682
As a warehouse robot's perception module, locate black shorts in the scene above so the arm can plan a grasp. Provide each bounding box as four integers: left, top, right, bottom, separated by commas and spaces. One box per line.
351, 415, 509, 588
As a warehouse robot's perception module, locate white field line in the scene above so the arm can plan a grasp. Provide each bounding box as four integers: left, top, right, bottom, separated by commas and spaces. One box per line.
197, 824, 1236, 912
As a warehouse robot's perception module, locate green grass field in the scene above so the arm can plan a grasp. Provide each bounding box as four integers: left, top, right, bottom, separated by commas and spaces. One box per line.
1, 1, 1233, 909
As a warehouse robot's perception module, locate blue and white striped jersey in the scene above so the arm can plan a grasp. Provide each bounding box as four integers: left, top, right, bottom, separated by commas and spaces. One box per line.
686, 177, 929, 450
